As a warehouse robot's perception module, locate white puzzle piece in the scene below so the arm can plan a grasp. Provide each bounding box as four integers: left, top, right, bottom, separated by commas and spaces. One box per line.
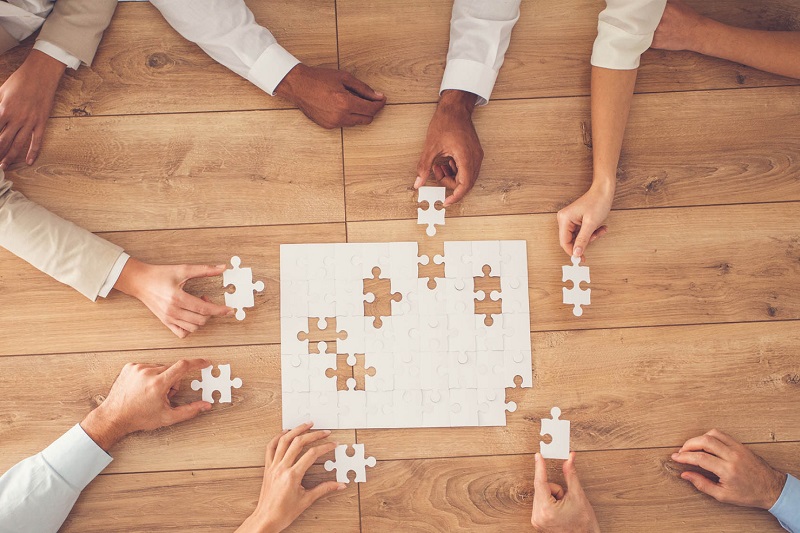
191, 364, 242, 404
540, 406, 570, 460
282, 391, 310, 429
324, 444, 376, 483
562, 256, 590, 316
223, 256, 265, 320
417, 186, 445, 236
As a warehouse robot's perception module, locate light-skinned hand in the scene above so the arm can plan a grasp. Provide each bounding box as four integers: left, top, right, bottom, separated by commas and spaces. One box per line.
556, 182, 613, 258
414, 89, 483, 207
0, 50, 65, 169
651, 0, 708, 52
113, 257, 235, 338
80, 358, 213, 451
531, 452, 601, 533
671, 429, 787, 510
275, 64, 386, 129
236, 423, 346, 533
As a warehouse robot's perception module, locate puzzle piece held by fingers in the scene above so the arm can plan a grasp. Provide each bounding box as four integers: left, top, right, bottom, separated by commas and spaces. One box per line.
540, 406, 570, 459
223, 256, 265, 320
417, 186, 445, 237
562, 256, 590, 317
324, 444, 376, 483
191, 364, 243, 404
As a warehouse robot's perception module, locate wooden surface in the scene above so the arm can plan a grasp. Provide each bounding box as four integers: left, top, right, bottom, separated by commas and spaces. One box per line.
0, 1, 798, 532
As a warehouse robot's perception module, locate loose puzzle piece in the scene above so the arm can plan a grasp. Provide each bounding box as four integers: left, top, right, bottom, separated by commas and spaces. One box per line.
540, 406, 570, 460
297, 317, 347, 354
223, 256, 265, 320
417, 186, 445, 237
191, 364, 242, 404
324, 444, 376, 483
363, 267, 402, 328
562, 256, 590, 317
473, 264, 502, 326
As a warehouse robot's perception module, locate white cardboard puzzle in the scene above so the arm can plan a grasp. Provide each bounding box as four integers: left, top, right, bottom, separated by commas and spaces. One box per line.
224, 256, 265, 320
324, 443, 377, 483
562, 256, 590, 317
540, 406, 570, 459
280, 240, 532, 430
417, 186, 446, 236
191, 364, 243, 404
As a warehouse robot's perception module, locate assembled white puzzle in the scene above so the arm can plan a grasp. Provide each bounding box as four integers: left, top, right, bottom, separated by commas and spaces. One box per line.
223, 256, 265, 320
324, 444, 377, 483
540, 406, 570, 459
279, 240, 532, 430
191, 364, 243, 404
562, 256, 590, 316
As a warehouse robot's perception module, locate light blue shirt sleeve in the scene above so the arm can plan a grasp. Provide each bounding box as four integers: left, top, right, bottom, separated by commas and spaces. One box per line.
0, 424, 113, 533
770, 474, 800, 533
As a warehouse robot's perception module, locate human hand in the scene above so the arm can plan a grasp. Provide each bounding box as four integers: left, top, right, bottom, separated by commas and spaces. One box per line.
651, 0, 709, 52
0, 50, 65, 169
275, 64, 385, 129
236, 423, 346, 533
414, 89, 482, 207
556, 182, 614, 258
531, 452, 601, 533
671, 429, 787, 510
80, 358, 213, 451
113, 258, 235, 338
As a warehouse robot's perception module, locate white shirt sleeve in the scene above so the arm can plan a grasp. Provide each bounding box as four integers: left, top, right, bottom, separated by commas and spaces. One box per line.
0, 424, 112, 533
439, 0, 521, 106
149, 0, 300, 96
97, 252, 130, 298
33, 40, 82, 69
591, 0, 667, 70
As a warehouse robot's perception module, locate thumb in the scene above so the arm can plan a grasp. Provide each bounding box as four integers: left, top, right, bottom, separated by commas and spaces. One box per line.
533, 453, 553, 508
307, 481, 347, 503
681, 471, 724, 501
562, 452, 585, 494
572, 221, 596, 259
183, 264, 227, 281
167, 400, 212, 426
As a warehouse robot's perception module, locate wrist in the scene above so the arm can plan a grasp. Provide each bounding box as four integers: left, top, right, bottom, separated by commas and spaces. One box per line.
437, 90, 477, 117
80, 404, 128, 452
241, 512, 280, 533
688, 17, 721, 55
23, 49, 66, 88
274, 63, 307, 102
762, 470, 787, 510
590, 174, 616, 195
113, 257, 148, 299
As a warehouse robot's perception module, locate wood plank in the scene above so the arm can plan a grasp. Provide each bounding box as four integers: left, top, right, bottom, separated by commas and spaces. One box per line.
360, 444, 798, 532
0, 345, 354, 475
358, 321, 800, 461
348, 203, 800, 332
5, 109, 345, 232
0, 1, 338, 117
62, 465, 360, 532
343, 87, 800, 222
337, 0, 800, 105
0, 223, 345, 356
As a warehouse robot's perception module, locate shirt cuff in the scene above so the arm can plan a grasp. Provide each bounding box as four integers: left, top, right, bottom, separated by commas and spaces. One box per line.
98, 252, 130, 298
590, 20, 653, 70
33, 40, 82, 70
440, 58, 498, 106
770, 474, 800, 532
246, 42, 301, 96
40, 424, 113, 491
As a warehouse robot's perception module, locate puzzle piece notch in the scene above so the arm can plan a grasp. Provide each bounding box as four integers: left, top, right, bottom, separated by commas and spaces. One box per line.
223, 256, 265, 320
540, 406, 570, 460
297, 317, 348, 354
363, 267, 401, 328
191, 364, 242, 404
324, 444, 376, 483
473, 264, 503, 326
325, 353, 375, 391
562, 256, 590, 317
417, 186, 445, 237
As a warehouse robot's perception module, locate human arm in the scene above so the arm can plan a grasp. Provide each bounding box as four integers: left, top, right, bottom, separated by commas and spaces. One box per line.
414, 0, 521, 206
0, 358, 212, 533
671, 429, 799, 532
556, 0, 666, 257
149, 0, 384, 129
652, 0, 800, 80
236, 423, 345, 533
531, 452, 600, 533
0, 171, 233, 337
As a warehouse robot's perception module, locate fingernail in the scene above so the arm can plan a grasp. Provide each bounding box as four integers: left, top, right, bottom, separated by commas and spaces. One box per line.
338, 483, 347, 490
26, 159, 33, 165
216, 264, 226, 269
202, 404, 212, 412
671, 453, 678, 459
376, 92, 385, 99
573, 247, 583, 257
323, 430, 332, 435
414, 176, 423, 188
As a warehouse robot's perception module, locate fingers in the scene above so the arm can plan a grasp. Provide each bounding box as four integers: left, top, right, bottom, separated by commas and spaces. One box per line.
282, 429, 333, 467
557, 217, 577, 256
705, 428, 737, 447
343, 92, 385, 117
444, 178, 471, 207
572, 221, 597, 258
681, 471, 725, 501
562, 452, 585, 494
341, 74, 385, 102
443, 151, 478, 207
3, 125, 32, 168
182, 264, 227, 281
341, 113, 376, 127
166, 400, 211, 426
671, 451, 725, 476
26, 123, 43, 165
294, 440, 337, 474
533, 453, 554, 508
160, 358, 212, 385
266, 430, 289, 465
678, 433, 731, 460
548, 482, 565, 500
166, 323, 188, 338
274, 422, 313, 464
306, 480, 347, 503
0, 124, 21, 168
180, 291, 233, 319
173, 318, 200, 334
415, 150, 437, 190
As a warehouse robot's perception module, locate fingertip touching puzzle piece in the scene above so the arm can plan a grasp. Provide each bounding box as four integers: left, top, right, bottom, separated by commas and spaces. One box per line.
324, 443, 376, 483
562, 256, 590, 317
540, 406, 570, 459
416, 186, 445, 237
191, 363, 243, 404
223, 256, 265, 320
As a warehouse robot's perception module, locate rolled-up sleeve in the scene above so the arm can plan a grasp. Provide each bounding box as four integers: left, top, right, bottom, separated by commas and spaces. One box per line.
591, 0, 667, 70
770, 474, 800, 533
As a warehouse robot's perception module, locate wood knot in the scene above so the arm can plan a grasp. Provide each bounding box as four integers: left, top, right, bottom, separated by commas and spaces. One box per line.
767, 305, 778, 317
147, 52, 170, 69
735, 73, 746, 85
71, 106, 90, 117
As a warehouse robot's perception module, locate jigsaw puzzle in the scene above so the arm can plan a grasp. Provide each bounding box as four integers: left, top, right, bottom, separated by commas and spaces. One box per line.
280, 240, 531, 430
191, 364, 243, 404
223, 256, 265, 320
562, 256, 590, 316
324, 444, 377, 483
417, 186, 445, 236
540, 406, 570, 459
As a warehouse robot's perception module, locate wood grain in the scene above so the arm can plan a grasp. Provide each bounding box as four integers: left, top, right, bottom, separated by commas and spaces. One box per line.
343, 87, 800, 222
5, 110, 344, 232
0, 223, 345, 356
0, 1, 338, 117
62, 465, 360, 532
0, 345, 354, 475
359, 444, 798, 532
337, 0, 800, 105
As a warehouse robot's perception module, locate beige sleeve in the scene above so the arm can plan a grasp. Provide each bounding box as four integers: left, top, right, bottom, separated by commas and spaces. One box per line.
0, 171, 124, 301
36, 0, 118, 66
